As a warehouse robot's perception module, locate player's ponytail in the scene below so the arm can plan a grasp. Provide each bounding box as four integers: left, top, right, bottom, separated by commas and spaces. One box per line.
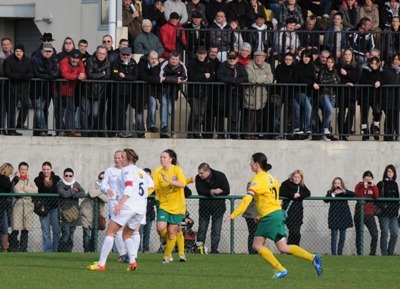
252, 152, 272, 172
163, 149, 178, 165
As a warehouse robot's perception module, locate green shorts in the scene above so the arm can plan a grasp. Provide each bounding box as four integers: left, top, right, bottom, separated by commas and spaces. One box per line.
254, 210, 287, 243
157, 208, 184, 225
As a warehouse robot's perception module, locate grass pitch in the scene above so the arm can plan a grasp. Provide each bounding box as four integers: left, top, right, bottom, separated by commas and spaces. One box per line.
1, 253, 399, 289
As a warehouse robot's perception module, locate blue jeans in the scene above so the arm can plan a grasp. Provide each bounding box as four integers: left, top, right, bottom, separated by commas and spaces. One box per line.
354, 214, 378, 255
269, 3, 281, 22
160, 93, 174, 129
0, 211, 8, 235
39, 208, 59, 252
139, 219, 153, 252
34, 95, 51, 130
379, 216, 399, 256
58, 225, 76, 252
293, 93, 312, 132
331, 229, 346, 255
147, 95, 157, 129
319, 94, 336, 131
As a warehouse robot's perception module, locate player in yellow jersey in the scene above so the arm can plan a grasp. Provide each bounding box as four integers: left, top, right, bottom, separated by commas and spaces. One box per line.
153, 149, 187, 263
225, 152, 322, 279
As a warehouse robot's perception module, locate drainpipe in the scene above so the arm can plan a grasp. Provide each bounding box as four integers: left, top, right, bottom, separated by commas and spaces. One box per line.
109, 0, 117, 49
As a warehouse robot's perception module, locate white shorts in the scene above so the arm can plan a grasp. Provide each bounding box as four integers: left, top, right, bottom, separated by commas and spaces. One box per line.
108, 199, 119, 217
111, 208, 145, 230
140, 214, 146, 226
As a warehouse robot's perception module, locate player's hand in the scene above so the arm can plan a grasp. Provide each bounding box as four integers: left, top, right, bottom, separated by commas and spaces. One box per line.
224, 216, 232, 222
106, 189, 114, 197
113, 203, 122, 215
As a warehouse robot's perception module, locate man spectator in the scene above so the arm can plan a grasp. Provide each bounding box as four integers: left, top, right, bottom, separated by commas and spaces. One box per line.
205, 0, 232, 25
245, 14, 272, 56
348, 17, 375, 66
134, 19, 164, 56
187, 46, 215, 138
228, 0, 251, 29
159, 12, 188, 59
237, 42, 252, 67
82, 45, 111, 137
183, 11, 207, 61
298, 15, 322, 49
3, 44, 34, 136
163, 0, 188, 24
110, 38, 129, 63
208, 11, 231, 61
195, 162, 230, 254
31, 32, 57, 61
78, 39, 91, 64
138, 50, 163, 133
57, 49, 87, 137
0, 37, 13, 135
143, 0, 166, 35
187, 0, 207, 26
159, 51, 187, 138
122, 0, 144, 46
111, 47, 140, 138
102, 35, 115, 61
217, 50, 248, 139
274, 17, 301, 62
31, 43, 59, 136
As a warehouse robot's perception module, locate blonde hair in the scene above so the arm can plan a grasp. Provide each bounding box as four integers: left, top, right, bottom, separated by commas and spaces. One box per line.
0, 163, 14, 177
123, 148, 139, 164
289, 169, 305, 186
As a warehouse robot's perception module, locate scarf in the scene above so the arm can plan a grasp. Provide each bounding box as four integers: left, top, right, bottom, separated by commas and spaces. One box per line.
62, 178, 76, 186
392, 64, 400, 73
20, 174, 28, 180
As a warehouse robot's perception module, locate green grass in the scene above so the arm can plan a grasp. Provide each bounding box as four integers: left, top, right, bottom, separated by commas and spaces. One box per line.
1, 253, 399, 289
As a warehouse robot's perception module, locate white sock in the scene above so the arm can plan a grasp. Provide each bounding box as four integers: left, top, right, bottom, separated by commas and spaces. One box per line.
98, 236, 114, 266
115, 231, 126, 256
132, 232, 141, 258
125, 238, 136, 264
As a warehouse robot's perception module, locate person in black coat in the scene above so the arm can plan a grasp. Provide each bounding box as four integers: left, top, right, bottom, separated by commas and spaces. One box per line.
195, 163, 230, 254
376, 164, 400, 256
0, 163, 14, 252
183, 12, 207, 61
187, 47, 215, 138
3, 43, 34, 135
33, 161, 61, 252
324, 177, 355, 255
280, 170, 311, 246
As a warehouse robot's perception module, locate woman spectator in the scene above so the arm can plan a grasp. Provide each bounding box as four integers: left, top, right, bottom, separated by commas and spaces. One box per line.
359, 0, 381, 48
280, 169, 311, 246
359, 56, 383, 141
57, 168, 85, 252
354, 170, 379, 255
376, 165, 399, 256
380, 0, 400, 29
382, 16, 400, 66
229, 20, 244, 52
153, 149, 187, 263
57, 37, 75, 61
338, 0, 360, 29
324, 12, 349, 59
33, 161, 61, 252
324, 177, 355, 255
80, 171, 109, 253
0, 163, 14, 252
9, 162, 38, 252
335, 48, 360, 140
280, 0, 304, 29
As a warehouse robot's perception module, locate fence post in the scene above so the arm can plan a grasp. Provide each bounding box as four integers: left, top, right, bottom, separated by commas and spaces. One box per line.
229, 197, 235, 254
93, 198, 99, 252
360, 199, 364, 255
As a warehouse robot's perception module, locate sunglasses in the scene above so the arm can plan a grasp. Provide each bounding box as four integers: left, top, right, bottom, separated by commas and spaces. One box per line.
64, 174, 73, 177
65, 42, 73, 45
43, 39, 52, 43
103, 40, 111, 43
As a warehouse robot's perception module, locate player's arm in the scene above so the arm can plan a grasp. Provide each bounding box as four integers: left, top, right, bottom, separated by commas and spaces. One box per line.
226, 192, 254, 220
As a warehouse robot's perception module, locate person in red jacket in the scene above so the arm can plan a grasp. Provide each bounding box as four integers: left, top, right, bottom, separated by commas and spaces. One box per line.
56, 49, 87, 137
159, 12, 187, 59
354, 170, 379, 256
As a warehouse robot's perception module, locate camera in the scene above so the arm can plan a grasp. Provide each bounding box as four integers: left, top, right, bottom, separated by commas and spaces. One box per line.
367, 181, 372, 185
336, 186, 340, 190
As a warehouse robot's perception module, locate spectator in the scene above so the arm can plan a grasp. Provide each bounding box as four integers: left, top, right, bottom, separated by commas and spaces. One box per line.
382, 16, 400, 65
338, 0, 360, 29
206, 0, 233, 25
82, 45, 111, 137
186, 0, 207, 26
80, 171, 109, 252
228, 0, 251, 29
31, 43, 59, 137
217, 50, 248, 139
274, 17, 301, 62
336, 48, 360, 140
159, 12, 188, 59
102, 35, 116, 62
266, 0, 282, 22
280, 0, 304, 28
359, 56, 382, 141
280, 169, 311, 246
111, 47, 140, 138
159, 51, 188, 138
298, 15, 322, 49
122, 0, 144, 46
247, 0, 267, 29
324, 177, 355, 255
57, 37, 76, 62
57, 49, 87, 137
110, 38, 130, 62
324, 12, 349, 59
164, 0, 188, 24
376, 164, 399, 256
140, 168, 156, 253
143, 0, 166, 35
3, 43, 34, 136
183, 12, 207, 60
9, 162, 38, 252
208, 11, 232, 62
245, 14, 272, 56
243, 50, 273, 139
33, 161, 61, 252
31, 32, 58, 62
0, 37, 13, 135
229, 20, 244, 52
348, 17, 375, 67
134, 19, 164, 56
360, 0, 382, 48
195, 162, 230, 254
57, 168, 85, 252
78, 39, 91, 64
138, 51, 163, 133
187, 46, 215, 138
354, 170, 379, 256
0, 163, 14, 252
380, 0, 400, 29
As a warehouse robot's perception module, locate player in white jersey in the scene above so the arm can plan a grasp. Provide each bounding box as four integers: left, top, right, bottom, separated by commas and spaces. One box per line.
100, 150, 127, 262
88, 148, 154, 272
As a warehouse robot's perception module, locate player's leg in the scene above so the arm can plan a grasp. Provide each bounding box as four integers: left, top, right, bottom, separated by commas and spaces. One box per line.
176, 225, 186, 261
164, 223, 178, 262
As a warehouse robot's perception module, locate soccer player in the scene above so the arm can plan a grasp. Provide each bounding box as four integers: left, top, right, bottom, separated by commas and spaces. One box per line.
153, 149, 187, 263
88, 148, 154, 271
225, 153, 322, 279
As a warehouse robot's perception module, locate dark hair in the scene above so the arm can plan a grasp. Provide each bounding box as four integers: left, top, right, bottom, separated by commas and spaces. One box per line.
119, 38, 129, 45
391, 53, 400, 63
331, 177, 345, 191
198, 162, 211, 171
326, 56, 335, 63
358, 17, 372, 28
64, 168, 74, 175
252, 153, 272, 172
163, 149, 178, 165
78, 39, 88, 45
98, 171, 105, 179
169, 51, 180, 59
62, 36, 75, 52
143, 168, 152, 174
1, 37, 12, 44
286, 17, 297, 25
383, 164, 397, 181
334, 12, 343, 20
18, 162, 29, 169
42, 161, 52, 168
301, 49, 312, 59
124, 148, 139, 164
362, 170, 374, 179
284, 52, 295, 59
340, 48, 357, 69
368, 56, 380, 65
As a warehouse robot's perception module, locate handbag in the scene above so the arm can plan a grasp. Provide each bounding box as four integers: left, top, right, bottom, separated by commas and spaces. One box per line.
33, 199, 51, 217
60, 205, 79, 223
97, 202, 106, 230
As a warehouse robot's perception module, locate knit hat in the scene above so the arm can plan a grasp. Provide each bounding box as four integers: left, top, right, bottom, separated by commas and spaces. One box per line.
14, 43, 25, 53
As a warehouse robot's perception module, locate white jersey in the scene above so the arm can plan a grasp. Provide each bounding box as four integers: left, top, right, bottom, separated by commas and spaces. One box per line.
116, 164, 154, 214
100, 166, 122, 201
